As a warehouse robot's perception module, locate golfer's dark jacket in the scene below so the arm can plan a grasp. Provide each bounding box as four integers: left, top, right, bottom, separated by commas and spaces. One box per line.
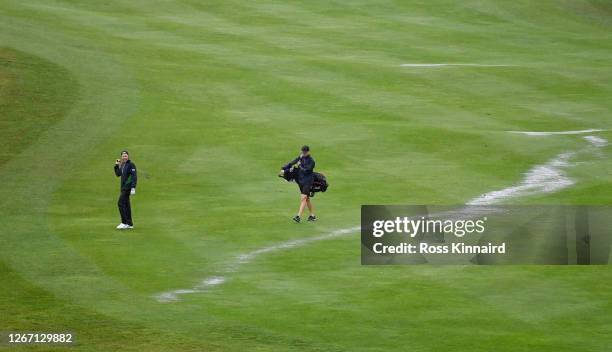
114, 160, 137, 191
284, 155, 315, 185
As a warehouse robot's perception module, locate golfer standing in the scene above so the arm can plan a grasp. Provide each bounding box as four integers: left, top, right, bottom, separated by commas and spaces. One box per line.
114, 150, 137, 229
282, 145, 317, 223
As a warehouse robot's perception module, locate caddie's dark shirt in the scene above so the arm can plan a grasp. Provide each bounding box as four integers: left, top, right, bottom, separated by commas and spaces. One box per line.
283, 155, 315, 185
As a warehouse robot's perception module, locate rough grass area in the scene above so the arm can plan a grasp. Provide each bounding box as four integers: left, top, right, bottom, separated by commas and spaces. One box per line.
0, 48, 77, 166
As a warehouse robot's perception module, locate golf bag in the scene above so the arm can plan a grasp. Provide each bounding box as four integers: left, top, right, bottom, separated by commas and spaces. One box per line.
310, 172, 328, 196
279, 166, 329, 197
280, 165, 299, 182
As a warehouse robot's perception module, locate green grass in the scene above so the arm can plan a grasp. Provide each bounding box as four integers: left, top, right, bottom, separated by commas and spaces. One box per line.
0, 48, 77, 166
1, 0, 611, 351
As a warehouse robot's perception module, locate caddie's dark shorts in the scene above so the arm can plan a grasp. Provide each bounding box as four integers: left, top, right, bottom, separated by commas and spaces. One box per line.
298, 182, 312, 196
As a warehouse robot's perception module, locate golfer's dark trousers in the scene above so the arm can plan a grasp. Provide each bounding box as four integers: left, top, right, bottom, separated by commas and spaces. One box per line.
118, 189, 133, 226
